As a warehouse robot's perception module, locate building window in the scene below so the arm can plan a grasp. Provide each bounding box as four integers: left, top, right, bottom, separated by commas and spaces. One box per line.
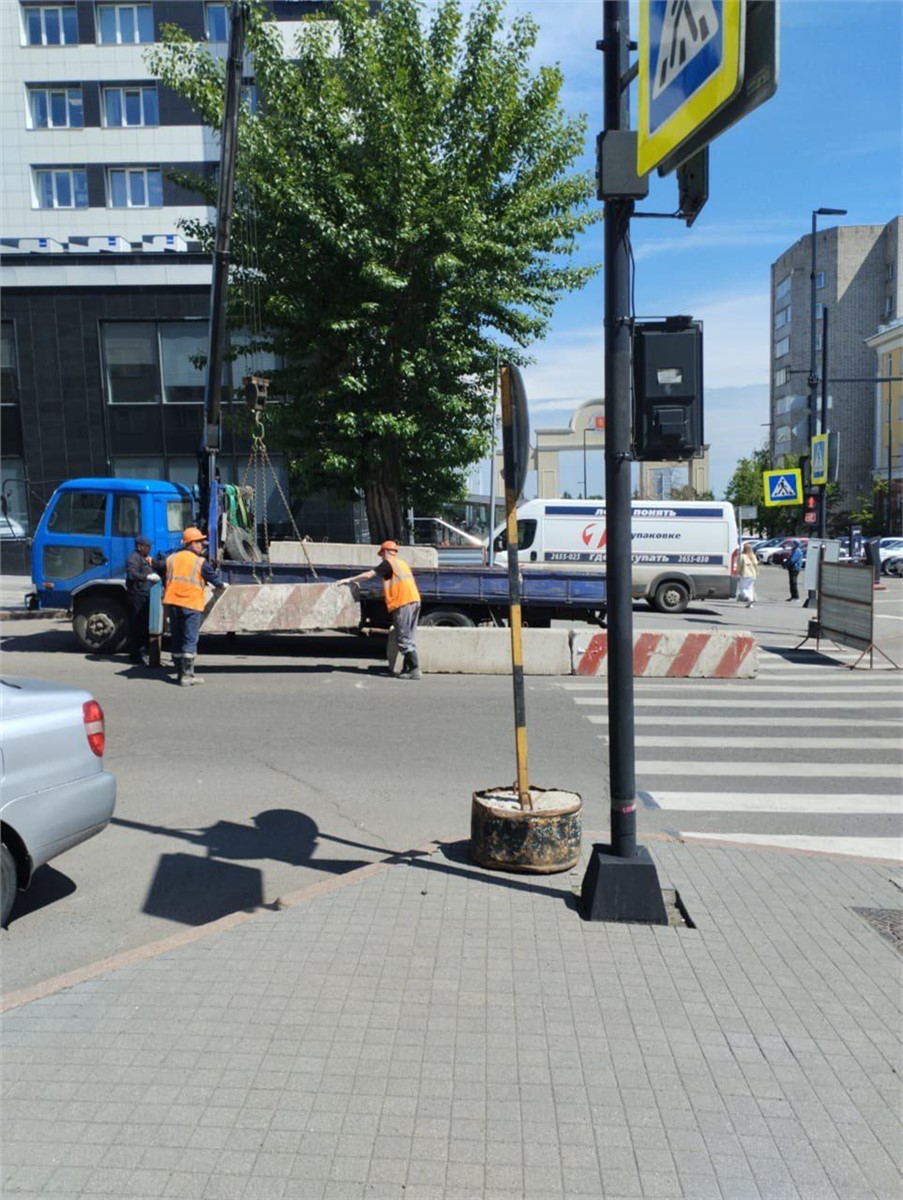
205, 3, 229, 41
160, 323, 207, 404
885, 295, 895, 318
103, 86, 158, 127
102, 324, 160, 403
774, 306, 791, 330
23, 5, 78, 45
34, 168, 88, 208
815, 303, 827, 320
774, 368, 789, 388
29, 86, 84, 129
774, 336, 790, 359
242, 82, 258, 114
775, 274, 791, 302
108, 167, 163, 208
815, 271, 825, 289
815, 332, 823, 352
886, 261, 895, 282
96, 4, 154, 45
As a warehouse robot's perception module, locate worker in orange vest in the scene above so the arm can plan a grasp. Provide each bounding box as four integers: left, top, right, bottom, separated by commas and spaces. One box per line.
163, 527, 226, 687
340, 541, 422, 680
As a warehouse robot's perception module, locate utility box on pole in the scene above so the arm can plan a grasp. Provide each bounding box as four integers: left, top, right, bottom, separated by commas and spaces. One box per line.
633, 318, 703, 461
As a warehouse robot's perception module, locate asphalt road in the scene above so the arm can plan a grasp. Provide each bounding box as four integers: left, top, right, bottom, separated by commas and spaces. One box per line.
2, 567, 901, 993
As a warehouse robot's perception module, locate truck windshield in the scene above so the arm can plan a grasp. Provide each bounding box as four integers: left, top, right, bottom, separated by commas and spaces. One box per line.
46, 491, 107, 536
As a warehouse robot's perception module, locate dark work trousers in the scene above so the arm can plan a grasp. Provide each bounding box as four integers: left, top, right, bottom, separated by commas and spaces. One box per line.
127, 593, 150, 659
168, 606, 203, 659
787, 568, 800, 600
393, 602, 420, 655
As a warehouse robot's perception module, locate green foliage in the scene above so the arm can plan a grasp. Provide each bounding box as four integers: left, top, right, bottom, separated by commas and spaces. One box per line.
148, 0, 599, 539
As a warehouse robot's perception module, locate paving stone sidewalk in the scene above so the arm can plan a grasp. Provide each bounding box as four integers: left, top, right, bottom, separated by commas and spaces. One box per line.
2, 840, 901, 1200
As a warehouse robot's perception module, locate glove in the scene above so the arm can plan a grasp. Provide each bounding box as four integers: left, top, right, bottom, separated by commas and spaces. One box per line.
147, 572, 160, 583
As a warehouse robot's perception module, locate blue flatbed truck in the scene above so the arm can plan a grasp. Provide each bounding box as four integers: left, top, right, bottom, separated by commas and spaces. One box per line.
28, 479, 608, 652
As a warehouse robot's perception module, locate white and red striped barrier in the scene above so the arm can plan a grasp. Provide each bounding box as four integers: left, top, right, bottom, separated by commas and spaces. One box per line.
202, 582, 360, 633
574, 630, 757, 678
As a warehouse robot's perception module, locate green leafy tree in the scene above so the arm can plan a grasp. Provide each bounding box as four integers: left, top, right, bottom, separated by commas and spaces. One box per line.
149, 0, 599, 540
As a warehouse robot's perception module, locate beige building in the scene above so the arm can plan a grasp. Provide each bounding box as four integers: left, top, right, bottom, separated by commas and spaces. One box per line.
865, 318, 903, 535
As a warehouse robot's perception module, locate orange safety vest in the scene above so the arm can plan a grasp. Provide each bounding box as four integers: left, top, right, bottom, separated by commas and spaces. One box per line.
382, 555, 420, 613
164, 550, 206, 611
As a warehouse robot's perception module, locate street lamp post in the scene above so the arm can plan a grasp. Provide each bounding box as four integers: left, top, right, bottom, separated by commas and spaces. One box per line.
582, 427, 589, 498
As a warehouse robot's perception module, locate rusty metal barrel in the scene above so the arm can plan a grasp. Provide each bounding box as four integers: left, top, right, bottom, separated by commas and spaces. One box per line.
471, 786, 582, 874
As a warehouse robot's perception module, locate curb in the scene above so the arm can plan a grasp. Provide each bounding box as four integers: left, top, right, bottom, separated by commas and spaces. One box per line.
0, 609, 67, 621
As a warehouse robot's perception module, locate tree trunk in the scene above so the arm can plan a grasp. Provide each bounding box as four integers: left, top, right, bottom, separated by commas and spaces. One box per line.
364, 479, 404, 545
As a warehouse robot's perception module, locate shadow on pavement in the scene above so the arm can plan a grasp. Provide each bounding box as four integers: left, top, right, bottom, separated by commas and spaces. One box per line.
5, 864, 76, 927
113, 808, 371, 926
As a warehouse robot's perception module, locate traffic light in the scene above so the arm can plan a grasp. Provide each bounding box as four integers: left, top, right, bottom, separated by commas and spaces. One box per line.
633, 318, 704, 461
803, 493, 818, 525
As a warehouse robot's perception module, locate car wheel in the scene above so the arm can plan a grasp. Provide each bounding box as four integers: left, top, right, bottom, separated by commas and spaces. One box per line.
73, 596, 129, 654
1, 843, 18, 927
653, 580, 690, 614
419, 609, 476, 628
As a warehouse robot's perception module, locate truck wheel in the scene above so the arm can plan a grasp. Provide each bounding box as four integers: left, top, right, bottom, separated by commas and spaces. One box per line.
420, 610, 476, 628
73, 596, 129, 654
1, 843, 18, 927
652, 580, 690, 614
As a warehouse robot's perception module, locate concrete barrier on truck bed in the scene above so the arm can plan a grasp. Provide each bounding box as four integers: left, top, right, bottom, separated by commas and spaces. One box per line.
387, 627, 571, 675
202, 582, 360, 633
269, 542, 439, 568
572, 629, 758, 678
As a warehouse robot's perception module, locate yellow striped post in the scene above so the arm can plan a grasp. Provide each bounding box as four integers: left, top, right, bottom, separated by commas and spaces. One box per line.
500, 365, 531, 811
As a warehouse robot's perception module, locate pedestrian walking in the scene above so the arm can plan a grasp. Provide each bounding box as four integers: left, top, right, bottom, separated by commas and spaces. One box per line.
784, 539, 803, 601
339, 541, 422, 679
736, 542, 759, 608
163, 527, 226, 686
126, 535, 160, 664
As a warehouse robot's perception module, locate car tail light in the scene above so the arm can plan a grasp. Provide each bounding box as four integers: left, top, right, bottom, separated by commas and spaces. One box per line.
730, 548, 738, 575
82, 700, 105, 757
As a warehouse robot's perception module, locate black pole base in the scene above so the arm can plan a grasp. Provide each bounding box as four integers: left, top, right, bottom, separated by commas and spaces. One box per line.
580, 843, 668, 924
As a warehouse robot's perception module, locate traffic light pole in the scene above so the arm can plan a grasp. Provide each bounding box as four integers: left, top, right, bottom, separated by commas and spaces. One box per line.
580, 0, 667, 924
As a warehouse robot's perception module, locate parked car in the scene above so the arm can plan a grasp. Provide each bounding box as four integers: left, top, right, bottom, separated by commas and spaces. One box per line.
874, 537, 903, 570
884, 555, 903, 578
754, 537, 788, 564
0, 676, 116, 925
770, 539, 809, 567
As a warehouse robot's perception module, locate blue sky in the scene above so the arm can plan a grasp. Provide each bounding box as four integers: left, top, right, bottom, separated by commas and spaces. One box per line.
482, 0, 903, 499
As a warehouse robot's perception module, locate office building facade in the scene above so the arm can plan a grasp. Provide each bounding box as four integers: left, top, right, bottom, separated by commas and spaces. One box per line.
769, 217, 902, 514
0, 2, 367, 541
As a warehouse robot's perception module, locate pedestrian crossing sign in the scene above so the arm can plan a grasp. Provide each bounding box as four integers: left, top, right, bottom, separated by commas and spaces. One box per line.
638, 0, 745, 175
810, 434, 829, 486
763, 469, 802, 507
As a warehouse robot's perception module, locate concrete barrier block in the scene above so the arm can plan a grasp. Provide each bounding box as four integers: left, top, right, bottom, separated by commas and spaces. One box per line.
269, 542, 438, 568
572, 629, 758, 678
202, 582, 360, 633
388, 627, 572, 675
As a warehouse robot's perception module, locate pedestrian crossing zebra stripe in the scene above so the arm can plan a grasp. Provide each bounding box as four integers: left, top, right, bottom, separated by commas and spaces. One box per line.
645, 792, 902, 814
677, 833, 902, 862
637, 760, 902, 779
583, 699, 899, 710
634, 736, 896, 750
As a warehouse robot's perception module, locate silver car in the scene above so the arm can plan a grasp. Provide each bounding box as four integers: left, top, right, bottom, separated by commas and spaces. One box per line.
0, 676, 116, 926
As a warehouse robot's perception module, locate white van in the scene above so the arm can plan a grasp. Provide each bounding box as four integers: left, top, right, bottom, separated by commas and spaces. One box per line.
493, 499, 738, 613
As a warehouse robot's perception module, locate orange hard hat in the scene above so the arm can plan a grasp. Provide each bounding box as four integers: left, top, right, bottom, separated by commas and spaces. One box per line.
378, 540, 399, 554
182, 526, 206, 545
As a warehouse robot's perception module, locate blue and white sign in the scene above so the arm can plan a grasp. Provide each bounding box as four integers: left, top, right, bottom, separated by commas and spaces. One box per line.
763, 468, 802, 508
638, 0, 745, 175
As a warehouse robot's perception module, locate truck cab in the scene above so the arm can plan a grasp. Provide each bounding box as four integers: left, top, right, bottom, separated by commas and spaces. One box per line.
30, 478, 195, 652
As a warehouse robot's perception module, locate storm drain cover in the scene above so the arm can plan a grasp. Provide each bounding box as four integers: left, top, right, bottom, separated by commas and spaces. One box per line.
850, 908, 903, 954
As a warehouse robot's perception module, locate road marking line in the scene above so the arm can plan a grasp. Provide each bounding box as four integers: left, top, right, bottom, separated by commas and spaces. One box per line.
647, 791, 902, 813
632, 684, 902, 694
582, 699, 900, 710
635, 735, 896, 750
678, 832, 903, 862
638, 760, 901, 778
628, 715, 902, 727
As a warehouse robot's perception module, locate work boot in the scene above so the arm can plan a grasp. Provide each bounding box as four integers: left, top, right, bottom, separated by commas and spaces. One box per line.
183, 655, 205, 686
174, 655, 184, 685
399, 650, 421, 681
